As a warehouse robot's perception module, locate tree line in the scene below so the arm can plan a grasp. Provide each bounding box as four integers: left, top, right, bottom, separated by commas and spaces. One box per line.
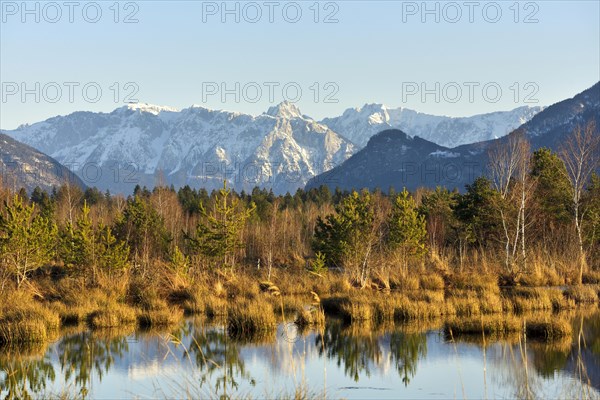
0, 123, 598, 290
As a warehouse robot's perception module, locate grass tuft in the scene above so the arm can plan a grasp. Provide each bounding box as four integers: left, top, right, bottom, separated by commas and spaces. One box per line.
227, 300, 277, 336
526, 319, 572, 340
88, 303, 137, 329
564, 285, 599, 304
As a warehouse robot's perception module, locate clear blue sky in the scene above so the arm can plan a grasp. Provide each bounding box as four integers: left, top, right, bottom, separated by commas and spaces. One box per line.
1, 0, 599, 129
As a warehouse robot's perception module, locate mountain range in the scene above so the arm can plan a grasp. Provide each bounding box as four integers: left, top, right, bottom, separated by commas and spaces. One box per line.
322, 104, 541, 148
1, 102, 541, 194
306, 82, 600, 192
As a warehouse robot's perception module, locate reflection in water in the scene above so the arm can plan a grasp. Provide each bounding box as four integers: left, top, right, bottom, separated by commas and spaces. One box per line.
389, 330, 427, 387
57, 329, 130, 397
0, 344, 55, 400
0, 312, 598, 399
185, 323, 255, 397
316, 321, 382, 382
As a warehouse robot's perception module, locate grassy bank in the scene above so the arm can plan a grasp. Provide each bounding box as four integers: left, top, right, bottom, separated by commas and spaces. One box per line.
1, 265, 598, 346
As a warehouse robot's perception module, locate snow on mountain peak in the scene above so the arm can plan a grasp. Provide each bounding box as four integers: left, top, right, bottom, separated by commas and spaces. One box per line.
265, 101, 304, 119
4, 100, 353, 194
122, 103, 179, 115
322, 104, 542, 148
2, 97, 544, 195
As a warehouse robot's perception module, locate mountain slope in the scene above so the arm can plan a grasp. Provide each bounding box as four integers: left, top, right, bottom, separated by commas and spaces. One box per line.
3, 102, 354, 194
307, 82, 600, 192
0, 133, 86, 192
321, 104, 542, 148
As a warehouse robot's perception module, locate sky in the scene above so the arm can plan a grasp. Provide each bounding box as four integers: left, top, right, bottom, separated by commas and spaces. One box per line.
1, 0, 599, 129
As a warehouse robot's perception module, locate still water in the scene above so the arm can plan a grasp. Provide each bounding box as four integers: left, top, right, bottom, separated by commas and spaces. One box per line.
1, 311, 599, 399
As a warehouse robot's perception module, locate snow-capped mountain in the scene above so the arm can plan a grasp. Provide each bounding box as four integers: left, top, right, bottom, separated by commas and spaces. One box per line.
3, 102, 354, 194
1, 100, 543, 194
321, 104, 542, 148
307, 82, 599, 193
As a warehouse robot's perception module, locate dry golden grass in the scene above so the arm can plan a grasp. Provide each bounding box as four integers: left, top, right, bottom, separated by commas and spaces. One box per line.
582, 270, 600, 284
295, 307, 325, 327
449, 272, 499, 294
406, 289, 444, 304
227, 300, 277, 336
390, 274, 420, 291
339, 301, 372, 321
564, 285, 599, 304
394, 299, 442, 321
138, 307, 184, 328
419, 273, 445, 291
88, 303, 137, 329
507, 287, 569, 313
446, 297, 481, 317
204, 296, 229, 318
445, 315, 522, 336
272, 296, 305, 317
525, 318, 572, 340
0, 293, 59, 343
371, 296, 403, 322
327, 276, 352, 294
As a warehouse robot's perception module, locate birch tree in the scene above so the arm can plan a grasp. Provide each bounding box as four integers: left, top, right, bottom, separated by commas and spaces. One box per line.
559, 122, 600, 283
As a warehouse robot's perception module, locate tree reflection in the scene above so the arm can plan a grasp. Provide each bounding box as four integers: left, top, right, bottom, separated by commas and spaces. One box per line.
56, 329, 129, 398
316, 321, 382, 382
186, 325, 255, 398
389, 331, 427, 386
0, 344, 55, 400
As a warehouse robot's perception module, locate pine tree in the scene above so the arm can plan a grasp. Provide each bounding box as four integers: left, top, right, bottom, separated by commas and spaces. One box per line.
115, 195, 170, 265
59, 202, 130, 280
388, 188, 427, 272
58, 201, 95, 271
96, 222, 130, 273
312, 190, 377, 286
169, 245, 190, 277
454, 177, 500, 246
530, 148, 571, 224
0, 195, 57, 288
187, 181, 255, 270
419, 187, 459, 249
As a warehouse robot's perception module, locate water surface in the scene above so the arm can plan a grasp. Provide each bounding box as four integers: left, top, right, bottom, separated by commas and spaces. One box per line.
1, 311, 599, 399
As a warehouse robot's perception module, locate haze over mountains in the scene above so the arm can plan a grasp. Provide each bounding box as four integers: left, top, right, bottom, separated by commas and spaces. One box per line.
1, 101, 541, 194
307, 82, 600, 192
